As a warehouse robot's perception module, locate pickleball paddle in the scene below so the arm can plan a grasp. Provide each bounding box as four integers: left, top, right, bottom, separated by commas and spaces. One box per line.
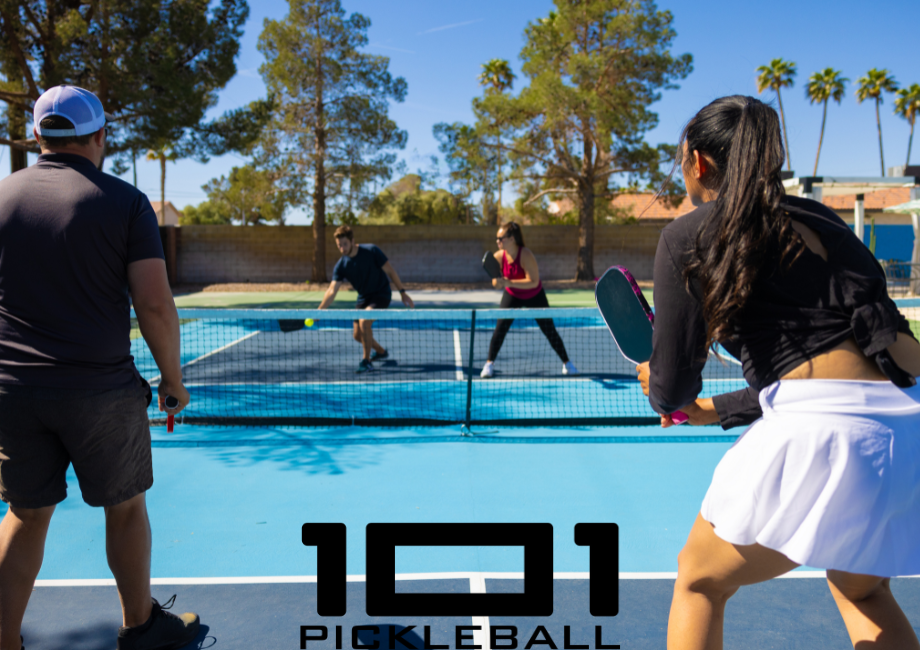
482, 252, 502, 280
595, 265, 689, 425
279, 319, 306, 333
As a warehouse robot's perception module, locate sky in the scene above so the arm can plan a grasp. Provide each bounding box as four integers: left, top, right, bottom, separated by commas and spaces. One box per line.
4, 0, 919, 225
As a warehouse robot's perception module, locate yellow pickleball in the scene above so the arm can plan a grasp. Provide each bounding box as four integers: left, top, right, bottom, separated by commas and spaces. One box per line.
305, 318, 314, 327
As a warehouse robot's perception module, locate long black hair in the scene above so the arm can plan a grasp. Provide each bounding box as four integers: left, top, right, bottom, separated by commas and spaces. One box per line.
680, 96, 802, 350
500, 221, 525, 247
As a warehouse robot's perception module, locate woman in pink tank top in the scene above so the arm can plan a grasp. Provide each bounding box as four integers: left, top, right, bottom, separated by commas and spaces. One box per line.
480, 222, 578, 378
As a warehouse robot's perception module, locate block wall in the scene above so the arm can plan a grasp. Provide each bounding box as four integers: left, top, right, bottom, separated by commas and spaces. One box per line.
174, 222, 669, 284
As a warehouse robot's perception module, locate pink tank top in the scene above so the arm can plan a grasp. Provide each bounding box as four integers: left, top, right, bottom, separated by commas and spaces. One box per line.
501, 247, 542, 300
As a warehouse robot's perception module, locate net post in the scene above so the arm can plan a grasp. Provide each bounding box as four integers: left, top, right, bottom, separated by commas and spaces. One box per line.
464, 310, 477, 432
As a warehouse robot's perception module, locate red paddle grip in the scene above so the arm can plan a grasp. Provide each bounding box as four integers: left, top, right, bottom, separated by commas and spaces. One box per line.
167, 414, 174, 433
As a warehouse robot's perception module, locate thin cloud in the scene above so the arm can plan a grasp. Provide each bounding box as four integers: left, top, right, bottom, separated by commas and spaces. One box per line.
417, 19, 482, 35
368, 43, 416, 55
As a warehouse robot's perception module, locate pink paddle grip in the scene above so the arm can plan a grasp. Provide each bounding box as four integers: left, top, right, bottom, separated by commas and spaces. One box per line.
671, 410, 689, 425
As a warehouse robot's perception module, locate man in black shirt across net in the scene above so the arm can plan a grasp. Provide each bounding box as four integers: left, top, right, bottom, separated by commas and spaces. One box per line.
0, 86, 198, 650
318, 225, 415, 373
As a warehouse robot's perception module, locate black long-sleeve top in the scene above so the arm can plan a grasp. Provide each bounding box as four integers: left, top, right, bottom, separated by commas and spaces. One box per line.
649, 196, 916, 430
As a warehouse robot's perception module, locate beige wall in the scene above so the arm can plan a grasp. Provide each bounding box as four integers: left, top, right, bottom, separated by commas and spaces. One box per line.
174, 222, 670, 284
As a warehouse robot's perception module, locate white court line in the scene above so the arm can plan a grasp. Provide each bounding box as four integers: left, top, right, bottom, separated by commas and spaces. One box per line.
148, 331, 261, 384
36, 570, 866, 588
453, 329, 465, 381
470, 574, 490, 650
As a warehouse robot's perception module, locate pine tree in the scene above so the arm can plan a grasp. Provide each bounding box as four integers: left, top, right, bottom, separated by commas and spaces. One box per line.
259, 0, 407, 282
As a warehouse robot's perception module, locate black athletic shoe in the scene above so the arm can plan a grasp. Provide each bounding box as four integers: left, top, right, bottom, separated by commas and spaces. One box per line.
370, 349, 389, 361
116, 596, 200, 650
356, 359, 374, 374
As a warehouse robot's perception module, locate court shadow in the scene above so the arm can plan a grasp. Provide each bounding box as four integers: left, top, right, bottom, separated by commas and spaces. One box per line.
355, 625, 426, 650
191, 624, 213, 649
20, 621, 211, 650
20, 621, 115, 650
588, 376, 639, 389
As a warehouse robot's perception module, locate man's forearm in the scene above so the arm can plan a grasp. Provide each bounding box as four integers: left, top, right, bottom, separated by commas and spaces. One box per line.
386, 268, 406, 292
318, 289, 336, 309
136, 305, 182, 383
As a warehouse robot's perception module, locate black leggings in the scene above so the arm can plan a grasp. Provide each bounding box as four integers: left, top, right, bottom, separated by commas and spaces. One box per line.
487, 289, 569, 363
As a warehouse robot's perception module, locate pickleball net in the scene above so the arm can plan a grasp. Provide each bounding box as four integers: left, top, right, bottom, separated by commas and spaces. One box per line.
134, 308, 748, 427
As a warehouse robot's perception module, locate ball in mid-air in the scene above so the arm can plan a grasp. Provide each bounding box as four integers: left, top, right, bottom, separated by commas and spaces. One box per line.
305, 318, 314, 327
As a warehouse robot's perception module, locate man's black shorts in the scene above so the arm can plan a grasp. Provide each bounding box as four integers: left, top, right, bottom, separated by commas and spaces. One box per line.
356, 291, 392, 310
0, 381, 153, 508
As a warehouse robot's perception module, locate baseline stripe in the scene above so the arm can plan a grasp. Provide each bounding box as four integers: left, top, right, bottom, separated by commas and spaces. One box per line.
37, 570, 884, 588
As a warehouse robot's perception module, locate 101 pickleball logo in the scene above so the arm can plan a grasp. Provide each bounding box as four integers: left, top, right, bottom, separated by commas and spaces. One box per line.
300, 523, 620, 649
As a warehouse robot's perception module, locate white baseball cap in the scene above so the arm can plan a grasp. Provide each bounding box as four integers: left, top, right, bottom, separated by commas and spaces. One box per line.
33, 85, 112, 137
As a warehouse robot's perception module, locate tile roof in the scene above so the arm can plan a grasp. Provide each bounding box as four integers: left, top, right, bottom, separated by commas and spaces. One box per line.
820, 187, 912, 210
610, 194, 696, 219
547, 187, 917, 221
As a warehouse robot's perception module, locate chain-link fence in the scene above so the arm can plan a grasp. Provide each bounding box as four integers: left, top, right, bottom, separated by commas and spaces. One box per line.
881, 260, 920, 297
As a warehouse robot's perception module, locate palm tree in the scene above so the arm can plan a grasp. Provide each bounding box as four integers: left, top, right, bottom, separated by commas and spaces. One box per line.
894, 83, 920, 167
756, 58, 797, 171
805, 68, 847, 175
479, 59, 515, 222
856, 69, 899, 176
146, 144, 179, 225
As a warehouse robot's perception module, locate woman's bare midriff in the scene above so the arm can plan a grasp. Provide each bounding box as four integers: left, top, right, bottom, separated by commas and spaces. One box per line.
780, 337, 887, 382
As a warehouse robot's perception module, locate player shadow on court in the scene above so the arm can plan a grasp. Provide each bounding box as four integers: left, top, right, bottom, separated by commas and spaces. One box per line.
587, 375, 645, 388
18, 621, 211, 650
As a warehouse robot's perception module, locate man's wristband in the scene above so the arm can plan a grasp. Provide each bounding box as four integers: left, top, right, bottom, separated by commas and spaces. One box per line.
398, 289, 407, 294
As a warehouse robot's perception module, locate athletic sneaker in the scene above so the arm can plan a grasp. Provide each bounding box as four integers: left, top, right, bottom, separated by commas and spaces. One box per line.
562, 361, 579, 375
370, 349, 389, 361
480, 361, 494, 378
116, 596, 200, 650
356, 359, 374, 374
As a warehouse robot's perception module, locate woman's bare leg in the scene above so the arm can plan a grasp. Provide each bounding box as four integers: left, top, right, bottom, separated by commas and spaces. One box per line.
668, 513, 799, 650
827, 570, 920, 649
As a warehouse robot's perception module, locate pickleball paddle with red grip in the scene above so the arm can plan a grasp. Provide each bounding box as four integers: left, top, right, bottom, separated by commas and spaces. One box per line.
595, 265, 689, 425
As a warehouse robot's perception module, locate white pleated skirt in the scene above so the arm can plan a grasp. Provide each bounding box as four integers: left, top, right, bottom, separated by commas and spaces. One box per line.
700, 380, 920, 577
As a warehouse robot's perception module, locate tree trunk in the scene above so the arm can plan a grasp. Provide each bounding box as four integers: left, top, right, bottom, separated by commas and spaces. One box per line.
8, 106, 27, 172
906, 118, 915, 168
575, 179, 595, 281
312, 63, 327, 283
8, 76, 27, 172
496, 135, 502, 222
814, 100, 828, 176
876, 98, 885, 176
575, 119, 595, 281
776, 88, 791, 171
159, 155, 166, 225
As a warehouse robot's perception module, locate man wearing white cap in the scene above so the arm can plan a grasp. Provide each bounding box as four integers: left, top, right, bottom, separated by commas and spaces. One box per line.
0, 86, 199, 650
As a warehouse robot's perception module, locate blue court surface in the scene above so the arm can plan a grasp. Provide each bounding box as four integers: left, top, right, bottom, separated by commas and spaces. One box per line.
12, 423, 920, 649
13, 299, 920, 648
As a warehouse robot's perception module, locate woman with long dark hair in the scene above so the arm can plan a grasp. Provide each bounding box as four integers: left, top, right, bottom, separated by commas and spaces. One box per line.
639, 95, 920, 649
480, 221, 578, 378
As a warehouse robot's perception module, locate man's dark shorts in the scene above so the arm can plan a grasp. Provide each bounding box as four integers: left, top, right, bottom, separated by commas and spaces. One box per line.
356, 291, 392, 311
0, 381, 153, 508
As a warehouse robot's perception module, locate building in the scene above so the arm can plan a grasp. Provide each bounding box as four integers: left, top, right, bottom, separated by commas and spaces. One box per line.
148, 201, 182, 226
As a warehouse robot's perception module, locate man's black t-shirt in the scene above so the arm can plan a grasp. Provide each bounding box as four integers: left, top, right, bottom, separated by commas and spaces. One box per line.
332, 244, 391, 301
0, 153, 164, 387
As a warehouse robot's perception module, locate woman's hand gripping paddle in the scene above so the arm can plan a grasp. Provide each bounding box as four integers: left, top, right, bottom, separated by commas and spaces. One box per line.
164, 395, 179, 433
595, 265, 689, 425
